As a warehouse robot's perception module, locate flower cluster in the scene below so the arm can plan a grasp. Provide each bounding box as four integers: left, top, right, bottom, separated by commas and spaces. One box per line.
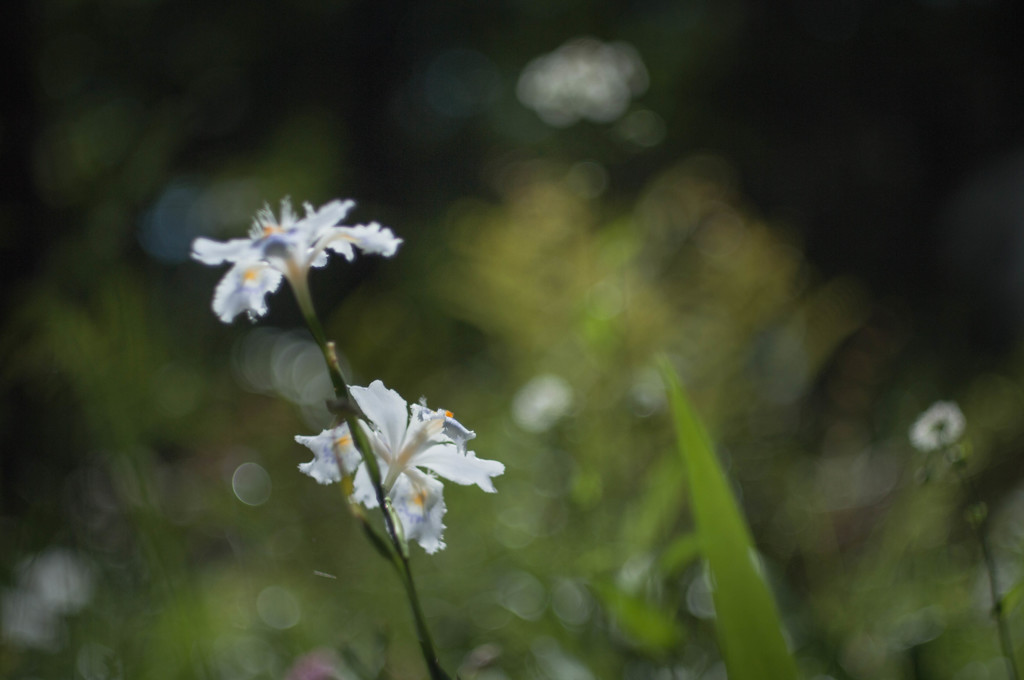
191, 198, 401, 322
194, 196, 503, 557
297, 381, 504, 554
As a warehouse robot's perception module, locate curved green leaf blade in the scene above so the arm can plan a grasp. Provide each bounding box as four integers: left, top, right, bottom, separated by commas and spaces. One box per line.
659, 532, 703, 577
593, 582, 686, 654
661, 361, 797, 680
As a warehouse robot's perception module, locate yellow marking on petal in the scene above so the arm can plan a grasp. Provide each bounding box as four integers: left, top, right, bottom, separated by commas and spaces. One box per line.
261, 224, 284, 237
243, 268, 259, 282
413, 490, 428, 508
444, 410, 454, 418
334, 435, 353, 448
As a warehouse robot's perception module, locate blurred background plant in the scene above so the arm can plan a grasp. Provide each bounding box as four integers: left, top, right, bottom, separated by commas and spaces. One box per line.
4, 1, 1024, 679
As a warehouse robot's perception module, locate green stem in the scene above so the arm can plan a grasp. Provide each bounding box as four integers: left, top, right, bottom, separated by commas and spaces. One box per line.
399, 552, 451, 680
956, 466, 1020, 680
347, 415, 450, 680
290, 274, 348, 396
291, 276, 450, 680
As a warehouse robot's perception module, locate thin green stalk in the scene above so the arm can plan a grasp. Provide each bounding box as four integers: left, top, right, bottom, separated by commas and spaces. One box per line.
348, 421, 451, 680
955, 465, 1020, 680
290, 275, 348, 396
398, 551, 450, 680
292, 278, 450, 680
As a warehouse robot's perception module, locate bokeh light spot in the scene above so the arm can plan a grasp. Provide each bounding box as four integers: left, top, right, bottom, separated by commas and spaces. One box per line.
685, 567, 716, 620
498, 571, 546, 621
531, 637, 594, 680
232, 462, 272, 507
232, 328, 335, 429
256, 586, 301, 630
551, 579, 593, 627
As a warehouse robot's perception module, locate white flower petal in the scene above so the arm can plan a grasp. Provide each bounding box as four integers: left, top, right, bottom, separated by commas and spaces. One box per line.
295, 425, 361, 485
442, 417, 476, 453
414, 446, 504, 492
324, 239, 356, 262
350, 381, 409, 457
303, 199, 356, 239
324, 223, 402, 259
279, 197, 297, 227
211, 263, 283, 323
390, 473, 446, 554
298, 456, 340, 485
352, 464, 380, 508
349, 223, 403, 257
251, 203, 278, 234
309, 250, 330, 268
191, 237, 254, 265
411, 403, 477, 454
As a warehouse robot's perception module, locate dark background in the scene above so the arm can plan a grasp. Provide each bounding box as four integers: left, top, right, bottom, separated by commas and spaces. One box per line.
6, 0, 1024, 334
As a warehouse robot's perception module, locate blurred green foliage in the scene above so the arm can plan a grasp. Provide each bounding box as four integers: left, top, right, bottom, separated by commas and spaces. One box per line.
5, 2, 1024, 680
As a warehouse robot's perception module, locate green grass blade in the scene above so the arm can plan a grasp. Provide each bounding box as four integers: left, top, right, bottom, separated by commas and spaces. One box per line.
661, 361, 797, 680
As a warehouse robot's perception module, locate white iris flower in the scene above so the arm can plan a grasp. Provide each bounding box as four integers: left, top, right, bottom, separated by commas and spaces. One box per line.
297, 380, 504, 554
192, 198, 401, 322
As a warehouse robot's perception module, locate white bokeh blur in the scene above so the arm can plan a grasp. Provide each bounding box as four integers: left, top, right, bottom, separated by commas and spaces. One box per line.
517, 38, 648, 127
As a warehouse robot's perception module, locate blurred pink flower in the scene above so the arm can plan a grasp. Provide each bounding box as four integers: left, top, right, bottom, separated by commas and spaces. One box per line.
285, 650, 349, 680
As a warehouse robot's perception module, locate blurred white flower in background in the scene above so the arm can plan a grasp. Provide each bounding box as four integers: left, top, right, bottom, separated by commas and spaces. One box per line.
512, 374, 574, 433
909, 401, 966, 452
2, 548, 94, 650
517, 37, 648, 127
